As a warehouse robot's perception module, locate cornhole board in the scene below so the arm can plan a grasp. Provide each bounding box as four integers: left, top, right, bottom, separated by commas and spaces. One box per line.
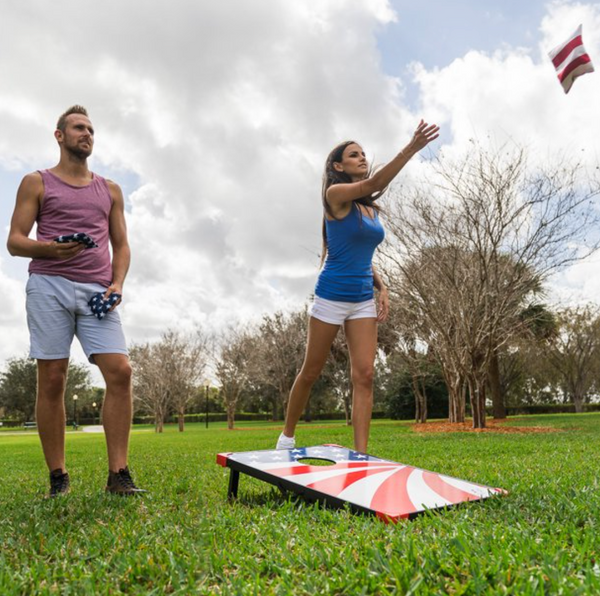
216, 444, 506, 522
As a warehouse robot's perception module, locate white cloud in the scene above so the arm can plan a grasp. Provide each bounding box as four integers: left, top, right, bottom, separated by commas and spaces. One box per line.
411, 1, 600, 163
0, 0, 402, 367
1, 0, 599, 382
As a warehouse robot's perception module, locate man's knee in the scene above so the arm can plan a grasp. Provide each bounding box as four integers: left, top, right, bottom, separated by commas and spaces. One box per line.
37, 360, 68, 399
101, 357, 132, 387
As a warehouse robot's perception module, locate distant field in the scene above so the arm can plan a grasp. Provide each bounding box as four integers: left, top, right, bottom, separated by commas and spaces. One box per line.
1, 414, 600, 595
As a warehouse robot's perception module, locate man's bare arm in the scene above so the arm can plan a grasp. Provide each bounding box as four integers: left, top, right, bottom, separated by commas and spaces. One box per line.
105, 180, 131, 300
7, 173, 83, 259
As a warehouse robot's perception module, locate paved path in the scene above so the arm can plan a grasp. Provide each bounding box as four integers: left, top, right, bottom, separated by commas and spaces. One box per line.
82, 425, 104, 433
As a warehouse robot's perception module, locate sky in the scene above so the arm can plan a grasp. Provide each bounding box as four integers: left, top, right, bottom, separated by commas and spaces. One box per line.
1, 0, 599, 380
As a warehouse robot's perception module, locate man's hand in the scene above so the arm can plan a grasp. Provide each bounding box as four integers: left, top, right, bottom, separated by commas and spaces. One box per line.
103, 282, 123, 311
50, 241, 86, 260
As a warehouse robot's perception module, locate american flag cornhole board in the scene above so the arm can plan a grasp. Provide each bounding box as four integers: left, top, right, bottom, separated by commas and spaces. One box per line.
216, 445, 505, 522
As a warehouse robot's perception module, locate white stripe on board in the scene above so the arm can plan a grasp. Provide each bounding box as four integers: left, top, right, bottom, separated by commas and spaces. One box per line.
406, 469, 453, 511
337, 466, 406, 509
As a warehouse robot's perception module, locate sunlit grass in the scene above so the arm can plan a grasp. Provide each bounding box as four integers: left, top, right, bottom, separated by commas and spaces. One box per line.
1, 414, 600, 594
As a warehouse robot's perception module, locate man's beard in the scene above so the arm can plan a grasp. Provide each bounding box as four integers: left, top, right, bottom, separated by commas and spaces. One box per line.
65, 140, 92, 160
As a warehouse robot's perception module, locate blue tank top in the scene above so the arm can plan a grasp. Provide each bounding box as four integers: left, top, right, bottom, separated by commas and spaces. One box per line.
315, 203, 385, 302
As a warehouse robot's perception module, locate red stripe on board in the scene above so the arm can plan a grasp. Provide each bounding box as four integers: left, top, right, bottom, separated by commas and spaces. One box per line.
559, 53, 592, 82
422, 472, 480, 504
267, 461, 397, 477
376, 510, 410, 524
216, 453, 231, 467
552, 35, 583, 68
370, 466, 417, 517
305, 466, 398, 495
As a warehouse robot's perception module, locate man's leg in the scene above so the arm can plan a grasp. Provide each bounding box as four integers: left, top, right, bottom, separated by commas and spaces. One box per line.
36, 358, 69, 473
93, 353, 132, 472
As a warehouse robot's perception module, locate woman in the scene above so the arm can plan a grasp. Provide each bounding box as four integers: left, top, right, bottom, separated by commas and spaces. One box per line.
277, 120, 440, 453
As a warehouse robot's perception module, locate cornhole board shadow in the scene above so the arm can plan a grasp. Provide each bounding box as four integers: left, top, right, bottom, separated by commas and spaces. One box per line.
216, 444, 506, 522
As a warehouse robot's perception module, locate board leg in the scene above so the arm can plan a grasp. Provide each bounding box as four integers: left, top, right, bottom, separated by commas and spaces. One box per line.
228, 469, 240, 500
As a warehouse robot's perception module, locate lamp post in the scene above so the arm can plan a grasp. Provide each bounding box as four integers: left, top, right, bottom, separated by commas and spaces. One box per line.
92, 402, 97, 425
72, 394, 78, 429
205, 382, 210, 429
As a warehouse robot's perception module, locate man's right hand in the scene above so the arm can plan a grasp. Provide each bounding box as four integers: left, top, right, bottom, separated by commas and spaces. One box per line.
49, 241, 85, 260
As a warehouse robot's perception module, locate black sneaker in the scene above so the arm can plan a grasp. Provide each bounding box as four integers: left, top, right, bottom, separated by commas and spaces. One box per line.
49, 468, 70, 497
105, 467, 146, 496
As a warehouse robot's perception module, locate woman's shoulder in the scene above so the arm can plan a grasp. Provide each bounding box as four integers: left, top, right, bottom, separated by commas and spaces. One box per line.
325, 200, 353, 221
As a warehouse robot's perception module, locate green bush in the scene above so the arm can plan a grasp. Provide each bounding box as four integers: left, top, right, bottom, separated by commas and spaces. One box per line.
385, 369, 449, 420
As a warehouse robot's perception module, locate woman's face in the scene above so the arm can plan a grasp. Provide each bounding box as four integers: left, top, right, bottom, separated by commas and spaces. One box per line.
334, 143, 368, 181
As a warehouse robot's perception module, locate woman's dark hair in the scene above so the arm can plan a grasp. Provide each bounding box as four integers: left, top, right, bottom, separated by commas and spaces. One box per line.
320, 140, 385, 263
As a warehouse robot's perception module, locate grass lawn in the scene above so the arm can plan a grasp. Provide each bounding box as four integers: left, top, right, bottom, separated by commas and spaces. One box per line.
1, 414, 600, 595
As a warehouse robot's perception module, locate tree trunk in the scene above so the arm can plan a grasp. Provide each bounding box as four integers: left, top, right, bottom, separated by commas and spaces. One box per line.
227, 404, 235, 430
412, 374, 427, 423
342, 390, 352, 426
178, 409, 185, 432
155, 413, 164, 433
573, 393, 584, 413
304, 397, 312, 423
470, 378, 486, 429
488, 352, 506, 419
271, 398, 278, 422
447, 374, 466, 423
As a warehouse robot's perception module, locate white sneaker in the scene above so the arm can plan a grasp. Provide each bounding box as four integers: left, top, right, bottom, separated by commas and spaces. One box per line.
276, 432, 295, 450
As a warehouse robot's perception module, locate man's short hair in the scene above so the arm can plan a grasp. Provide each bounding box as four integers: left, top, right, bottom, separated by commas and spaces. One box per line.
56, 105, 89, 132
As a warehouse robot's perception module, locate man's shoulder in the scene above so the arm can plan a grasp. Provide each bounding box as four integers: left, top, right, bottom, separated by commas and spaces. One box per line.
101, 177, 124, 203
22, 170, 43, 184
18, 171, 44, 195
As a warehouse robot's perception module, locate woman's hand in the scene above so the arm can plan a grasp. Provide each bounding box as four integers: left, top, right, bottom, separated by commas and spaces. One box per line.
407, 119, 440, 154
377, 287, 389, 323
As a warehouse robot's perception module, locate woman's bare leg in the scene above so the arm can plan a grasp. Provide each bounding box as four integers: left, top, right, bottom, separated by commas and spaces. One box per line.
282, 317, 340, 438
344, 317, 378, 452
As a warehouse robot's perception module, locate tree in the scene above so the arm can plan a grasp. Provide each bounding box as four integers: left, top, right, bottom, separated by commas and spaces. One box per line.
0, 357, 91, 421
381, 141, 600, 428
163, 330, 209, 432
384, 356, 449, 420
215, 327, 254, 429
488, 303, 557, 415
130, 329, 208, 432
321, 332, 352, 425
130, 342, 169, 432
253, 309, 308, 421
0, 357, 37, 420
545, 305, 600, 413
378, 293, 438, 423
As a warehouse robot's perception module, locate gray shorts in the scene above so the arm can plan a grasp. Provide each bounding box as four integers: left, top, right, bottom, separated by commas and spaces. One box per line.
26, 273, 128, 365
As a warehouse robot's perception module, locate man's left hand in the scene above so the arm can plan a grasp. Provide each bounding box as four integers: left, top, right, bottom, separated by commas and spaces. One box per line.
103, 283, 123, 311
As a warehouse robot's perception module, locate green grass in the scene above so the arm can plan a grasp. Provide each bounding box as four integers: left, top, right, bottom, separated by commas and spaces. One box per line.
1, 415, 600, 595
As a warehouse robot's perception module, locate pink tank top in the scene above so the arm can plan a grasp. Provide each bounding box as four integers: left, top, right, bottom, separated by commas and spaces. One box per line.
29, 169, 113, 286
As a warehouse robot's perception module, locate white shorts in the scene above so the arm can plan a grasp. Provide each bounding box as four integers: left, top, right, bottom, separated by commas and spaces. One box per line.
309, 295, 377, 326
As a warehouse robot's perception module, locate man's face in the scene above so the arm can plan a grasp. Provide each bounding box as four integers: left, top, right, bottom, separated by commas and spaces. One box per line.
58, 114, 95, 159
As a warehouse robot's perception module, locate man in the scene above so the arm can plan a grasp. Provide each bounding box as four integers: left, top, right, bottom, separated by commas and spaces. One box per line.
7, 105, 144, 497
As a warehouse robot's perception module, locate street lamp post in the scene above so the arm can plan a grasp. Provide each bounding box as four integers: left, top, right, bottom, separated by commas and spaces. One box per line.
205, 383, 209, 429
72, 394, 78, 430
92, 402, 97, 425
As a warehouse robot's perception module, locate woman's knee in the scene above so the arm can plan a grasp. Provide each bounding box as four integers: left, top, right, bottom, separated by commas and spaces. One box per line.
298, 366, 322, 385
351, 365, 374, 388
